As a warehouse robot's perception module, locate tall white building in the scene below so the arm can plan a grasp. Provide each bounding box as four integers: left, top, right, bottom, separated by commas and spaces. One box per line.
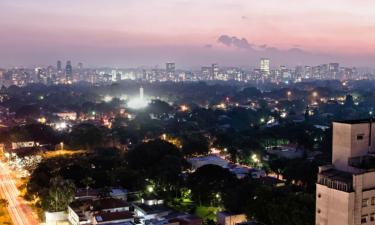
316, 119, 375, 225
260, 58, 270, 80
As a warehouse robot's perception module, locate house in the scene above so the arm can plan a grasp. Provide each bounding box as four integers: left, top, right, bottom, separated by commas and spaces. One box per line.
68, 198, 130, 225
75, 188, 128, 201
133, 203, 172, 225
93, 211, 134, 225
236, 222, 266, 225
217, 211, 247, 225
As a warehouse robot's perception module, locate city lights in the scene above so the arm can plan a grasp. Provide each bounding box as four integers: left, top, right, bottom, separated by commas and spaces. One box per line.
180, 105, 189, 112
103, 95, 113, 102
128, 87, 148, 109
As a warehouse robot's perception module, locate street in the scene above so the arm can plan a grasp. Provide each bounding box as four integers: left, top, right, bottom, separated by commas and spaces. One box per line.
0, 161, 40, 225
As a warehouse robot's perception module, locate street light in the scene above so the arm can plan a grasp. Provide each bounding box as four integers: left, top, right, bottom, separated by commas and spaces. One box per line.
60, 142, 64, 150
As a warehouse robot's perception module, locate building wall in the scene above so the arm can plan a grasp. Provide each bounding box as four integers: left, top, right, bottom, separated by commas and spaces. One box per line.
316, 184, 355, 225
332, 122, 375, 172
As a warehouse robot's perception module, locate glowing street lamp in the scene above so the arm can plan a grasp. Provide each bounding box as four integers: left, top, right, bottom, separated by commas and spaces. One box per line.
147, 185, 154, 193
180, 105, 189, 112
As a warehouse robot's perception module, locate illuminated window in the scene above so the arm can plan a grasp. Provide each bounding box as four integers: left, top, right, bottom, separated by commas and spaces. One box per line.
363, 199, 369, 207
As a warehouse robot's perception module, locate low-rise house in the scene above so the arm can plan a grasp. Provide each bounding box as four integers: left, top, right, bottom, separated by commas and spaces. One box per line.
133, 203, 172, 225
68, 198, 130, 225
93, 211, 134, 225
217, 211, 247, 225
75, 188, 128, 201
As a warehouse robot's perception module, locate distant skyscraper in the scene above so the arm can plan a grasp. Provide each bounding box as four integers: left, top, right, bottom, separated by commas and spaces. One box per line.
57, 60, 62, 72
65, 60, 73, 83
78, 62, 83, 70
166, 62, 175, 79
260, 58, 270, 80
329, 63, 340, 79
211, 63, 219, 80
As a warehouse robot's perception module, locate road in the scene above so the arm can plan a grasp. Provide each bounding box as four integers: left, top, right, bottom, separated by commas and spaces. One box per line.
0, 161, 40, 225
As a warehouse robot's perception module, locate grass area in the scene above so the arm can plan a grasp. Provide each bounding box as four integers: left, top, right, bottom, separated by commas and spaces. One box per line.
43, 149, 87, 159
195, 206, 221, 221
0, 204, 13, 225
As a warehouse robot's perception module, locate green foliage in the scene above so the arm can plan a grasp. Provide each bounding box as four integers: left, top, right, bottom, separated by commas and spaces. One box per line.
126, 139, 188, 190
46, 177, 76, 212
181, 134, 209, 157
187, 165, 237, 206
68, 123, 105, 150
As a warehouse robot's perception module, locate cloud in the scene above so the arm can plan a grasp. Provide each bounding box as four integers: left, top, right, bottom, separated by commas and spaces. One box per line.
217, 35, 253, 50
204, 44, 213, 48
258, 44, 267, 49
241, 16, 248, 20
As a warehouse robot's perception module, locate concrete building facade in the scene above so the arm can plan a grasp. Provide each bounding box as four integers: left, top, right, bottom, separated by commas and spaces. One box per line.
316, 119, 375, 225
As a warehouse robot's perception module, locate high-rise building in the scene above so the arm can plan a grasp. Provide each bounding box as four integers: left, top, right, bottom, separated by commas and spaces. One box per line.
316, 119, 375, 225
65, 60, 73, 83
211, 63, 219, 80
329, 63, 340, 80
57, 60, 62, 72
166, 62, 175, 79
260, 58, 270, 80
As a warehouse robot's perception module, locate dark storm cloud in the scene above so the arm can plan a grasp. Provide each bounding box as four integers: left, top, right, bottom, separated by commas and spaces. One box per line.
217, 35, 254, 50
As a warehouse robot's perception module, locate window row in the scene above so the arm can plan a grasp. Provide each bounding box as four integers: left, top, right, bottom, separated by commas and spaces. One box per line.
362, 197, 375, 207
362, 213, 375, 224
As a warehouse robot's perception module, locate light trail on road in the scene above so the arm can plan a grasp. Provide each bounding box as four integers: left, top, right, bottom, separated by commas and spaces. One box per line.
0, 161, 39, 225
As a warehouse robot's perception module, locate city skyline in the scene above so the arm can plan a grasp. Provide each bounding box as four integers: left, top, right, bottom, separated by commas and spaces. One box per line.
1, 0, 375, 68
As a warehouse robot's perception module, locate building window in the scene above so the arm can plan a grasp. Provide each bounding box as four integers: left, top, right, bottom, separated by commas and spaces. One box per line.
363, 198, 369, 207
318, 193, 321, 198
371, 197, 375, 205
370, 213, 375, 222
317, 209, 321, 214
362, 215, 368, 224
357, 134, 364, 140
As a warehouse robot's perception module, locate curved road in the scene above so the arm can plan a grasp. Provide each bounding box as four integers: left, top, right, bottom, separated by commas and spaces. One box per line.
0, 161, 39, 225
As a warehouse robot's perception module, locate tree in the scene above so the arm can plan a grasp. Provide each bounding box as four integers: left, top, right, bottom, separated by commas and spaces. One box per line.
81, 177, 95, 197
126, 139, 188, 190
181, 134, 209, 157
47, 176, 76, 212
187, 165, 237, 206
68, 123, 105, 150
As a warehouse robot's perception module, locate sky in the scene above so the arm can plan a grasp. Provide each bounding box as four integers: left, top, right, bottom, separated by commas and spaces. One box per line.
0, 0, 375, 68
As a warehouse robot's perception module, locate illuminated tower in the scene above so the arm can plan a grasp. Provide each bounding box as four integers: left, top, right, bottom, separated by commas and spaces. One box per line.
166, 62, 175, 80
212, 63, 219, 80
140, 86, 144, 100
57, 60, 62, 72
260, 58, 270, 80
65, 60, 73, 83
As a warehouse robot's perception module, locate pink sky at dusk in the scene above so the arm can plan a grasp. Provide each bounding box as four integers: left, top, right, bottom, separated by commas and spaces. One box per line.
0, 0, 375, 68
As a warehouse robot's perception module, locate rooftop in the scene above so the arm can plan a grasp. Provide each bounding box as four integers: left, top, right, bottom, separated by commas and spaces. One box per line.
334, 118, 375, 125
319, 168, 354, 183
133, 203, 171, 215
95, 211, 134, 222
